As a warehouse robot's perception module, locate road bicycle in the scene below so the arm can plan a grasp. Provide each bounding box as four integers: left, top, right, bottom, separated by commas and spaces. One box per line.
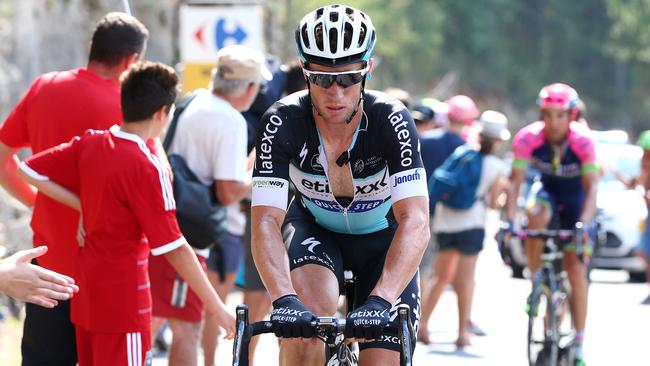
519, 227, 587, 366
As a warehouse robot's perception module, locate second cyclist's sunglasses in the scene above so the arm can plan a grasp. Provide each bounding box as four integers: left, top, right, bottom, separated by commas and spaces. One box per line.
302, 66, 369, 89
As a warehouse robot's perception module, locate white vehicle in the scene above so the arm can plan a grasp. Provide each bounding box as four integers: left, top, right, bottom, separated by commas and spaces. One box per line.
592, 141, 647, 280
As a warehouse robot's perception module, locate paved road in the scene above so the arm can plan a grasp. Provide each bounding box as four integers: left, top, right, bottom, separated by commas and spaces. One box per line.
154, 234, 650, 365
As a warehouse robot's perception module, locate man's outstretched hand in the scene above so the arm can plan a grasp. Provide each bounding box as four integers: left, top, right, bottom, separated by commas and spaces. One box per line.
0, 246, 78, 308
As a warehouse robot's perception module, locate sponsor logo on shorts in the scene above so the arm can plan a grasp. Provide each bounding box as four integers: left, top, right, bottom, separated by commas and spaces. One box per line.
379, 334, 401, 345
300, 237, 321, 253
292, 254, 334, 272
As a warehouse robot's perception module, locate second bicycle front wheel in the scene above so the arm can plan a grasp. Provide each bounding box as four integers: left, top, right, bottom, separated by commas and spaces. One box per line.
527, 287, 559, 366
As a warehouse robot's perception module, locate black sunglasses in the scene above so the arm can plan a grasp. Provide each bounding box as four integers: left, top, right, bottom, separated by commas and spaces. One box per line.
302, 67, 369, 89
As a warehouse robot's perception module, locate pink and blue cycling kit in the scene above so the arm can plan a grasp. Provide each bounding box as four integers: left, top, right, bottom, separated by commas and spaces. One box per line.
512, 121, 598, 229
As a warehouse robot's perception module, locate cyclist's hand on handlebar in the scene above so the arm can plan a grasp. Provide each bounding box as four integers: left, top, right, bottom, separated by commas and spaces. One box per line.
345, 295, 392, 340
270, 294, 317, 338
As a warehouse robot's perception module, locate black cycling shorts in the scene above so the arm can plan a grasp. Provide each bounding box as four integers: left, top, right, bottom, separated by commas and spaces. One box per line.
283, 202, 420, 353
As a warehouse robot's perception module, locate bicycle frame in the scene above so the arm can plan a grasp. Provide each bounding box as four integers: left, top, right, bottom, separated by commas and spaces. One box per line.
524, 228, 577, 366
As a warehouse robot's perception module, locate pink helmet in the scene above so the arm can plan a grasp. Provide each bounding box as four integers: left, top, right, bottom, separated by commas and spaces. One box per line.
446, 95, 479, 123
537, 83, 579, 111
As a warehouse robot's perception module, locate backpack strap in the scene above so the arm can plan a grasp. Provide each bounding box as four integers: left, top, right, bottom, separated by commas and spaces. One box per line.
162, 92, 199, 152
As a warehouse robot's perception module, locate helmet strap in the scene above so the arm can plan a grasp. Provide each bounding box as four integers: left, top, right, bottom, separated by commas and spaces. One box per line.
343, 78, 366, 124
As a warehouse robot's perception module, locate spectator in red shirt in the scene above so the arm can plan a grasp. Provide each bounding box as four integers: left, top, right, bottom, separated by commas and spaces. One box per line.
17, 61, 235, 366
0, 12, 149, 366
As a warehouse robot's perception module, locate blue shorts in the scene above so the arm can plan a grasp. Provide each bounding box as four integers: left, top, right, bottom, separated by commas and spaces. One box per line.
436, 229, 485, 255
206, 233, 244, 281
526, 182, 594, 253
527, 182, 584, 230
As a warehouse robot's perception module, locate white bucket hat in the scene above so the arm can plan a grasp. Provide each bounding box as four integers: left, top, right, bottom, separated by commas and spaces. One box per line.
479, 110, 510, 141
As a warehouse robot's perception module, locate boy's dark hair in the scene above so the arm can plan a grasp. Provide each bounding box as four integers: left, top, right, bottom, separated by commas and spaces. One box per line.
89, 12, 149, 67
120, 61, 179, 122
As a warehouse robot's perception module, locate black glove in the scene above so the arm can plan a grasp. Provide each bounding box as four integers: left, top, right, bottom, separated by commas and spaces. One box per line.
345, 295, 392, 340
270, 294, 317, 338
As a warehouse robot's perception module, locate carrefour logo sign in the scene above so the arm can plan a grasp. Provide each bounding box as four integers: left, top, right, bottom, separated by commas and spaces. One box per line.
180, 4, 264, 61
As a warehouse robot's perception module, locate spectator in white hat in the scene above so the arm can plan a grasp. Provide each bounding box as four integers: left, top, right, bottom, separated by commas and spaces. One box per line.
150, 44, 271, 366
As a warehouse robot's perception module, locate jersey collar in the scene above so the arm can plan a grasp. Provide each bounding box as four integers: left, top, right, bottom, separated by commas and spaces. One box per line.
111, 128, 147, 146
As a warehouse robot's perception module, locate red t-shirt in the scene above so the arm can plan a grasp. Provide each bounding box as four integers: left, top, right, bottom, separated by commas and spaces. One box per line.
21, 129, 184, 333
0, 68, 122, 277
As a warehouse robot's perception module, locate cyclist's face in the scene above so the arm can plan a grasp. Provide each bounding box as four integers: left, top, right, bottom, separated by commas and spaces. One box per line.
541, 108, 571, 144
307, 62, 365, 125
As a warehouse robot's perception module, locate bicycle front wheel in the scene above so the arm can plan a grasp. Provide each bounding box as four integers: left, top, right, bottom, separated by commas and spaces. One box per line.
527, 287, 559, 366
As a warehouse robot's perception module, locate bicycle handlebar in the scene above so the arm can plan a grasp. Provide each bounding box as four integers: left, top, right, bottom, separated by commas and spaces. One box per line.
233, 304, 413, 366
497, 222, 589, 263
245, 317, 403, 339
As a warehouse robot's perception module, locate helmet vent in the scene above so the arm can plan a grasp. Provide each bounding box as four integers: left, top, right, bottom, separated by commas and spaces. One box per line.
346, 7, 354, 20
315, 23, 324, 51
315, 8, 324, 19
330, 12, 338, 22
358, 23, 367, 48
329, 28, 338, 54
301, 24, 310, 48
343, 23, 353, 50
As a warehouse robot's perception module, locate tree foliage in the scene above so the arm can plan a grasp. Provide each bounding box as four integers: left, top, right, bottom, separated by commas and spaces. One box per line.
270, 0, 648, 134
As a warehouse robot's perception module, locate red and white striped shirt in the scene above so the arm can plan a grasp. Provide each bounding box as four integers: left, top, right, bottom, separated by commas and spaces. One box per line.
21, 128, 184, 333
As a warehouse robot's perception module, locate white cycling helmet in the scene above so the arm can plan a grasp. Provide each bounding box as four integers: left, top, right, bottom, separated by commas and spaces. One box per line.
295, 4, 376, 67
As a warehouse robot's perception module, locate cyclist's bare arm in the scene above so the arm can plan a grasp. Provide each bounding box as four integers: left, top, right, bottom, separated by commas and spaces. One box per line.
579, 171, 598, 223
17, 168, 80, 211
251, 205, 294, 300
505, 167, 526, 220
0, 142, 36, 207
371, 195, 429, 303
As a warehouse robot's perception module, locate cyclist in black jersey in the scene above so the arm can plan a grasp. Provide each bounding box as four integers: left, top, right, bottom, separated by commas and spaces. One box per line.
250, 5, 430, 366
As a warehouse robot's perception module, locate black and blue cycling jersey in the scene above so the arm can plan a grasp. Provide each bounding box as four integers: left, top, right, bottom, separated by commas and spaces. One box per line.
251, 90, 428, 235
